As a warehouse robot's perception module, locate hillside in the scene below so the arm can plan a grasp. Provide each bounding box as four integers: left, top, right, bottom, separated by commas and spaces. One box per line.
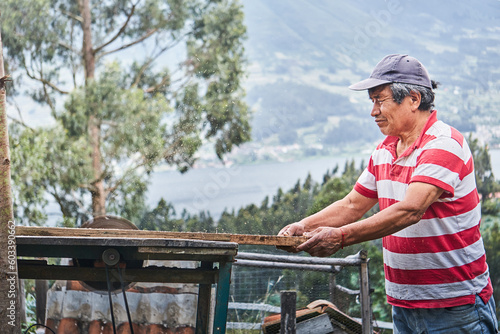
238, 0, 500, 160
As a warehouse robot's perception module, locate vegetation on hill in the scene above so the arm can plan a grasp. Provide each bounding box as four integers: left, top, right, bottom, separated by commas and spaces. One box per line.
242, 0, 500, 157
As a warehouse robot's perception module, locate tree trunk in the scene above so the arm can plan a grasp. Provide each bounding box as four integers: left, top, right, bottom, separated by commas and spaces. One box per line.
79, 0, 106, 216
0, 23, 21, 333
80, 0, 95, 80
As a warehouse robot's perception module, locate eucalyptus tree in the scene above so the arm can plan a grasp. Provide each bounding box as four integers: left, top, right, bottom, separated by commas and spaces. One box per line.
0, 26, 21, 333
2, 0, 250, 225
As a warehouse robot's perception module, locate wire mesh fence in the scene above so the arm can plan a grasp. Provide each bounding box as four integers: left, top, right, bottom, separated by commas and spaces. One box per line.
226, 252, 367, 332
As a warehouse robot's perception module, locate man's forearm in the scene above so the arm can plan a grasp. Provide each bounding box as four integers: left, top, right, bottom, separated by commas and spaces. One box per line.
341, 201, 424, 246
300, 191, 376, 232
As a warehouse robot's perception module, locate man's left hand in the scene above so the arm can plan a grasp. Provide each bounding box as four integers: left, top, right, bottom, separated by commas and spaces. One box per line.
297, 227, 342, 257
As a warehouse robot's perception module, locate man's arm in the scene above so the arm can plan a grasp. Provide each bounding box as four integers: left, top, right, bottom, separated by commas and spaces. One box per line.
296, 182, 444, 257
278, 189, 378, 236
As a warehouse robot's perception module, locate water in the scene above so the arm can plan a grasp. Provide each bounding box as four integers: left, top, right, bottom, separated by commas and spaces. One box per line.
149, 148, 500, 220
148, 154, 366, 219
43, 149, 500, 223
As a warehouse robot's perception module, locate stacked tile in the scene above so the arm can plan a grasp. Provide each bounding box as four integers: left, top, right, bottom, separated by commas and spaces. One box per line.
44, 261, 198, 334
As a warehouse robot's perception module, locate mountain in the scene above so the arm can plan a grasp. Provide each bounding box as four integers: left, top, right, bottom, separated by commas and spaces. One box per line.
239, 0, 500, 157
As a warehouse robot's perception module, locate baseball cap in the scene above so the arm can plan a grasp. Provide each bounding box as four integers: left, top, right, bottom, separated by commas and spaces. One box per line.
349, 54, 432, 90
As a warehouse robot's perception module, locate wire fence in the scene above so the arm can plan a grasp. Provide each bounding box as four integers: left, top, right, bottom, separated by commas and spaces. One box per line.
226, 251, 369, 332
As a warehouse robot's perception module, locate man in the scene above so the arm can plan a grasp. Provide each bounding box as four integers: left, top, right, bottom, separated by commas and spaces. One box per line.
278, 54, 498, 333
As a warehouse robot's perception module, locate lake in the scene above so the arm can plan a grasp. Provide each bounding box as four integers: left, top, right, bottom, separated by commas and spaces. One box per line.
41, 148, 500, 223
148, 149, 500, 220
148, 154, 366, 219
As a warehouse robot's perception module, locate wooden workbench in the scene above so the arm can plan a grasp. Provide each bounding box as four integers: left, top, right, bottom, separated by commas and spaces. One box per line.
16, 234, 238, 334
15, 227, 307, 333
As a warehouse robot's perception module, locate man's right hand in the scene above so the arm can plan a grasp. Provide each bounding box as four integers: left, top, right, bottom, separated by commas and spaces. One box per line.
277, 222, 306, 253
278, 222, 306, 237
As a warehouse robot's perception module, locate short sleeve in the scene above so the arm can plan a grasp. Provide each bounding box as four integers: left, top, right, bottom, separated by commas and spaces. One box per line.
354, 157, 378, 198
411, 137, 466, 197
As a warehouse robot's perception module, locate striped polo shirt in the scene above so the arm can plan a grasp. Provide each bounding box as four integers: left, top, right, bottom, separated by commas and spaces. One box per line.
354, 111, 493, 308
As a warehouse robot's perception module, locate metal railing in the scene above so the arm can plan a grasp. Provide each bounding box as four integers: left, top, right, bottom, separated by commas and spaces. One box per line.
232, 250, 373, 334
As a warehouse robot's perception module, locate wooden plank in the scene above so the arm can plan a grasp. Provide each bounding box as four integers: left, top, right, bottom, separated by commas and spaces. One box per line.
16, 226, 308, 247
296, 313, 334, 334
16, 236, 238, 249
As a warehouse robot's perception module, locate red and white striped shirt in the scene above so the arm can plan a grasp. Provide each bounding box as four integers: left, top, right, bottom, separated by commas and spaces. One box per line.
354, 111, 493, 308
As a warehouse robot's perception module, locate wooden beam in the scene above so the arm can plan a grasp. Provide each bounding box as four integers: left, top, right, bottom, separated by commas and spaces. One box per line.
18, 261, 218, 284
17, 226, 309, 247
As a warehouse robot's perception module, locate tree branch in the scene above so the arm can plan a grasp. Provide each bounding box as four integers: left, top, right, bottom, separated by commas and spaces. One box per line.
70, 190, 93, 216
94, 3, 137, 54
58, 40, 80, 55
0, 75, 12, 84
97, 28, 159, 59
42, 81, 56, 114
7, 115, 34, 131
131, 58, 154, 88
79, 183, 94, 192
133, 32, 190, 90
144, 74, 170, 93
105, 159, 148, 196
13, 99, 28, 126
24, 68, 70, 95
48, 190, 73, 219
58, 9, 83, 23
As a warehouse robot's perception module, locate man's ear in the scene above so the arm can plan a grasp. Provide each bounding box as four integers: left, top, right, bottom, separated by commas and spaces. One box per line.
408, 90, 421, 111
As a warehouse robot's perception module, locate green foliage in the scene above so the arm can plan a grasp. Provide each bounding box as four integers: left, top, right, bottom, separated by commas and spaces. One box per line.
481, 218, 500, 318
21, 280, 37, 334
4, 0, 251, 222
138, 199, 184, 232
9, 124, 92, 226
308, 159, 366, 215
468, 135, 500, 208
217, 174, 319, 235
482, 199, 500, 216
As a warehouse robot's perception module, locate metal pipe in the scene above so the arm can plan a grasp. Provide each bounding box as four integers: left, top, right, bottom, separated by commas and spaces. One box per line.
236, 251, 364, 267
359, 251, 373, 334
234, 259, 337, 273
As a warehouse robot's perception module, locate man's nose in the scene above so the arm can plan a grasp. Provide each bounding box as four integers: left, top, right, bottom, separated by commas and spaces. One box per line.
371, 102, 380, 117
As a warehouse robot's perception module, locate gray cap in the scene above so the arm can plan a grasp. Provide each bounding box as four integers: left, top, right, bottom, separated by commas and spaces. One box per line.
349, 54, 432, 90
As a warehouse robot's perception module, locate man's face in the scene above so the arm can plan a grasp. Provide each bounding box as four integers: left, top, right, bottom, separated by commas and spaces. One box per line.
368, 85, 409, 137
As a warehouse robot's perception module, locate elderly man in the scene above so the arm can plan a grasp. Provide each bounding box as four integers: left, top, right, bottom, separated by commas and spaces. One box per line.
279, 54, 498, 333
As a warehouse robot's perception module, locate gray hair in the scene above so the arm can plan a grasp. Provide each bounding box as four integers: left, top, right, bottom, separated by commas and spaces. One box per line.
389, 81, 438, 111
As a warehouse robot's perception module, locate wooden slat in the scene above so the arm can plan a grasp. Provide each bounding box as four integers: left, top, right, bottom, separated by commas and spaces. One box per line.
17, 261, 218, 284
16, 226, 308, 247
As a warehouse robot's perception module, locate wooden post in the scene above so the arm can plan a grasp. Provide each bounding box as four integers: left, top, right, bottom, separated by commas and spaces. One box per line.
0, 15, 21, 333
280, 291, 296, 334
19, 280, 26, 324
36, 279, 48, 326
329, 272, 337, 305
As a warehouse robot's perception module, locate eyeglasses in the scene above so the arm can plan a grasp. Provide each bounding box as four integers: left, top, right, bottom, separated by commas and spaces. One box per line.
370, 97, 394, 107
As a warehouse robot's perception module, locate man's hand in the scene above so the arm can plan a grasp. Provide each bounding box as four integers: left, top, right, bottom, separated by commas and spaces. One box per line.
297, 227, 342, 257
277, 222, 306, 253
278, 222, 305, 237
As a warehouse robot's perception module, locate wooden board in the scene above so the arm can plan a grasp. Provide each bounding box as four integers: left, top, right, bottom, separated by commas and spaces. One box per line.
16, 226, 309, 247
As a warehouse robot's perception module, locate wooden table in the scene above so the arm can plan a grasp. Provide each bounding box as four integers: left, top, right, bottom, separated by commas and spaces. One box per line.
16, 235, 239, 334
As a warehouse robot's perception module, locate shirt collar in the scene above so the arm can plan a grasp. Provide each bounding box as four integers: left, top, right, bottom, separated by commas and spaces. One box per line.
380, 110, 438, 159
